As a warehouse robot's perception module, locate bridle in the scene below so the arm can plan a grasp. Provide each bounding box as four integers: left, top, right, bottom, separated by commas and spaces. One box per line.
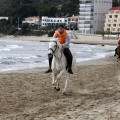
48, 41, 63, 60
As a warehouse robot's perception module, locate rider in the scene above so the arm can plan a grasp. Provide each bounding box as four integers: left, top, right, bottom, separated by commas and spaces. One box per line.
45, 24, 73, 74
114, 37, 120, 56
118, 37, 120, 45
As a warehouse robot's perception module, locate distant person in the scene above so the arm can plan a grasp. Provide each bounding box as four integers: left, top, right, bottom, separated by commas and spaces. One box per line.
118, 37, 120, 45
45, 24, 73, 74
118, 34, 119, 39
114, 37, 120, 56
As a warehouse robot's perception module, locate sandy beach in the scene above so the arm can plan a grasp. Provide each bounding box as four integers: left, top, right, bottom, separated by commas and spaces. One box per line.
0, 34, 118, 45
0, 35, 120, 120
0, 55, 120, 120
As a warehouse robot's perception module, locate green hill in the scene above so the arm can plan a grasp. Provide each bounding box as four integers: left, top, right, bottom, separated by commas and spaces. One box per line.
0, 0, 119, 24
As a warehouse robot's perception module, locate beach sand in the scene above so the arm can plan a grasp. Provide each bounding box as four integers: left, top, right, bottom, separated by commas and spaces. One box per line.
0, 35, 120, 120
0, 34, 118, 45
0, 55, 120, 120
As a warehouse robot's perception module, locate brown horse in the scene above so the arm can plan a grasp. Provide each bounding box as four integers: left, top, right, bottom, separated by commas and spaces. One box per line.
114, 45, 120, 62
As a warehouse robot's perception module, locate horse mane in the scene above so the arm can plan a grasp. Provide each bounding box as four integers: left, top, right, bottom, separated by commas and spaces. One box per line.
50, 38, 62, 50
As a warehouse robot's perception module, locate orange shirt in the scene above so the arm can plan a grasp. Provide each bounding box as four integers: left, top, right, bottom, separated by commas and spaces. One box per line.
55, 30, 67, 44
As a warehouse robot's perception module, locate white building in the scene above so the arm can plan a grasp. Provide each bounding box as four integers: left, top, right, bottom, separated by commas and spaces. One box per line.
0, 17, 8, 20
104, 6, 120, 33
42, 16, 68, 27
22, 16, 40, 25
79, 0, 112, 34
68, 15, 79, 29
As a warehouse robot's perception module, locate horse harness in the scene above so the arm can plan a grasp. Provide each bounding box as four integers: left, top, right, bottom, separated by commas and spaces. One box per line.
48, 41, 63, 60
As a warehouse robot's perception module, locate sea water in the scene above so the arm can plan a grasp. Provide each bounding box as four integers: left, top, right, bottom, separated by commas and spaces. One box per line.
0, 39, 116, 72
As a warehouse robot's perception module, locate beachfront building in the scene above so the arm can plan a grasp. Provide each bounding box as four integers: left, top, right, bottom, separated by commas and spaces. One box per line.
0, 17, 9, 20
41, 16, 68, 27
79, 0, 112, 34
22, 16, 40, 25
104, 6, 120, 33
68, 15, 79, 30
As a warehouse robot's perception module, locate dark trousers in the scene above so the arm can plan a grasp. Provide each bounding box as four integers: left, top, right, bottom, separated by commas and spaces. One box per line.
63, 48, 73, 69
48, 48, 73, 69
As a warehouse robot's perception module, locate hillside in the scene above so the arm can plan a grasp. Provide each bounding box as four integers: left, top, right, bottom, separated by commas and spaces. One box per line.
0, 0, 119, 25
0, 0, 79, 17
0, 0, 119, 17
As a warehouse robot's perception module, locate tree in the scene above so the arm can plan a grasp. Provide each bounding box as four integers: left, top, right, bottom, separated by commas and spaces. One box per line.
61, 2, 79, 16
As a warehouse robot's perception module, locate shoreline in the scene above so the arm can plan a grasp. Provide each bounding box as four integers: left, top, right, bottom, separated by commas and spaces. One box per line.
0, 55, 114, 74
0, 35, 117, 74
0, 34, 118, 45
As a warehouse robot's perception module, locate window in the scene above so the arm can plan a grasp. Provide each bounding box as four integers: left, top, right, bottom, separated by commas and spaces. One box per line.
109, 15, 112, 18
112, 28, 115, 31
114, 19, 117, 22
115, 15, 118, 18
108, 24, 111, 27
113, 24, 116, 27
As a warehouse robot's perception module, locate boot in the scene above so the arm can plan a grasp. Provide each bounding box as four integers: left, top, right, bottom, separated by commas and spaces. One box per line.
68, 68, 73, 74
45, 55, 53, 73
45, 68, 52, 73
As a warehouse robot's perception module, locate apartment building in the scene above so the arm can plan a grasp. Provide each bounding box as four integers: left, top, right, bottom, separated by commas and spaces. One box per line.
104, 6, 120, 33
79, 0, 112, 34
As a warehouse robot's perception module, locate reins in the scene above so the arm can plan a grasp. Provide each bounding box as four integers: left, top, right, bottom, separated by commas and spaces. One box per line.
48, 41, 63, 60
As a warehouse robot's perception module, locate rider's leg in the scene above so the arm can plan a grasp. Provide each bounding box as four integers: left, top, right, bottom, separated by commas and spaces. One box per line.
114, 46, 118, 56
63, 48, 73, 74
45, 55, 53, 73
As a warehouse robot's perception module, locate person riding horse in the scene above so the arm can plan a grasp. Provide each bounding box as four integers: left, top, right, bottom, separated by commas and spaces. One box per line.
114, 37, 120, 57
45, 24, 73, 74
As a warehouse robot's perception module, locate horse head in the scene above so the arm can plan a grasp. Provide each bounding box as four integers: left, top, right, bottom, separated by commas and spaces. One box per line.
48, 38, 62, 57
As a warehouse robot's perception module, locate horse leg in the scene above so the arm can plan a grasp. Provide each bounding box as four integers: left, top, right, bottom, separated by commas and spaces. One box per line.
52, 72, 57, 89
52, 72, 60, 91
54, 69, 66, 91
57, 69, 66, 79
55, 78, 60, 91
117, 56, 120, 62
62, 73, 70, 94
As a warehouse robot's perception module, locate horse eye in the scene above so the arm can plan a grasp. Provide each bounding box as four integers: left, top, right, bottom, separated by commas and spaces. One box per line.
54, 45, 57, 47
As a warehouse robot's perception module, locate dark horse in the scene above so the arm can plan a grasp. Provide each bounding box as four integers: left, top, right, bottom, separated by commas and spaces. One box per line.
114, 46, 120, 62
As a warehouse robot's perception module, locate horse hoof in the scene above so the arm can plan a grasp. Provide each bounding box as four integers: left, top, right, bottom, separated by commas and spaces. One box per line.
56, 88, 60, 91
54, 86, 56, 89
62, 92, 67, 95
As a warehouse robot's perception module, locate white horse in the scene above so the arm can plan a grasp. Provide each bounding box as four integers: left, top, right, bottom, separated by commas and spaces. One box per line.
48, 38, 76, 94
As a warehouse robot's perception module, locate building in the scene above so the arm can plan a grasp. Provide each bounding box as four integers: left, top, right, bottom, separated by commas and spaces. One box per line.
22, 16, 40, 25
79, 0, 112, 34
68, 15, 79, 30
41, 16, 68, 27
0, 17, 8, 20
104, 6, 120, 33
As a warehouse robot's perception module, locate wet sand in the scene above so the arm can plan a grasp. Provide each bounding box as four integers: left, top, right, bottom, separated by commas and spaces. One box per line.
0, 55, 120, 120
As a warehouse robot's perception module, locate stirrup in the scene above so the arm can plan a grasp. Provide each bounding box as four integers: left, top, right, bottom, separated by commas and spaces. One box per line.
45, 68, 52, 73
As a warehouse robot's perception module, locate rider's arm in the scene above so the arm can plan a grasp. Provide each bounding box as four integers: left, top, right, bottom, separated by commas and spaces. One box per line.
62, 33, 70, 48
